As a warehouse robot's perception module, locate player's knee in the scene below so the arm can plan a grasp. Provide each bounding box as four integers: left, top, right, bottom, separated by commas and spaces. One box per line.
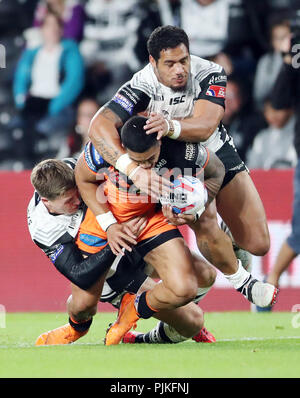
170, 276, 198, 305
241, 234, 270, 256
68, 296, 98, 319
193, 214, 221, 239
202, 266, 217, 287
249, 242, 269, 256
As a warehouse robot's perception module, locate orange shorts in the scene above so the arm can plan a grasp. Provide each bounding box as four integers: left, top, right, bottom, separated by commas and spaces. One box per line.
76, 207, 177, 255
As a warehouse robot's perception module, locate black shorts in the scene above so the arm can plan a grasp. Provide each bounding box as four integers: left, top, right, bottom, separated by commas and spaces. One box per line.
136, 228, 183, 258
215, 137, 249, 189
100, 229, 182, 305
101, 249, 148, 303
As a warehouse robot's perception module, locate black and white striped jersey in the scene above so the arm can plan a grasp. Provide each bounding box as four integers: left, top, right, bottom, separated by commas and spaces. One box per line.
106, 55, 229, 152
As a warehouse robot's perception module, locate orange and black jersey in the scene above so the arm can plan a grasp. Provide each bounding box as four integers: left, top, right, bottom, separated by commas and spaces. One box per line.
84, 137, 209, 190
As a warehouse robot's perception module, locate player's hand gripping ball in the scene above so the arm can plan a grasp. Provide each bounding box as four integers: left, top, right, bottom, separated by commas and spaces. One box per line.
160, 176, 207, 219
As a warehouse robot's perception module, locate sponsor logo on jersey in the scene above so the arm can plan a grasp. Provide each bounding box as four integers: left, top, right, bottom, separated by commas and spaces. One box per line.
121, 86, 140, 104
206, 85, 226, 98
112, 93, 134, 114
208, 75, 227, 85
92, 145, 104, 166
154, 158, 167, 172
84, 143, 97, 172
80, 234, 107, 247
185, 144, 196, 161
69, 211, 82, 231
169, 95, 186, 105
50, 244, 64, 263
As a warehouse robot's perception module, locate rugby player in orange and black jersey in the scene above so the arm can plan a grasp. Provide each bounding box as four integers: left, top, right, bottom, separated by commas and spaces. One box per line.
84, 133, 224, 208
27, 157, 149, 304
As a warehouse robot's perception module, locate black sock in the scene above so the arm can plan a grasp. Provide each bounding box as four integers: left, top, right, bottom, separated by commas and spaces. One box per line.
135, 291, 157, 319
134, 333, 146, 343
69, 317, 93, 333
142, 322, 173, 343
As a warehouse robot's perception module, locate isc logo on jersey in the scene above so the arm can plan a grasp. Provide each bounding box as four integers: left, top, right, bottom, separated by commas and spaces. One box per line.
169, 95, 186, 105
206, 85, 226, 98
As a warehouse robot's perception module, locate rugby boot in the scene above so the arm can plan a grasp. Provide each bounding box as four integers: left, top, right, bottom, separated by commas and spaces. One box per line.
105, 293, 139, 346
122, 330, 144, 344
35, 323, 88, 346
255, 277, 274, 312
237, 275, 279, 308
192, 327, 216, 343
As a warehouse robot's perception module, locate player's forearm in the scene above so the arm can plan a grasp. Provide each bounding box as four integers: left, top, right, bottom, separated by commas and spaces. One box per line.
177, 116, 219, 142
54, 243, 115, 290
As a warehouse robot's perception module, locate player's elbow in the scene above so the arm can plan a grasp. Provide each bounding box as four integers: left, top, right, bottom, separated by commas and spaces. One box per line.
202, 119, 221, 141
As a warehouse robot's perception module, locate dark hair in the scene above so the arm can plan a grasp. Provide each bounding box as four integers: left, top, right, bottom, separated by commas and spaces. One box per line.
147, 25, 190, 62
121, 116, 158, 152
42, 10, 64, 29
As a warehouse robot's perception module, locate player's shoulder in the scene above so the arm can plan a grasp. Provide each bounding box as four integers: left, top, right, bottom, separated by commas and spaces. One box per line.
191, 55, 226, 83
62, 157, 77, 170
130, 63, 156, 97
83, 141, 107, 173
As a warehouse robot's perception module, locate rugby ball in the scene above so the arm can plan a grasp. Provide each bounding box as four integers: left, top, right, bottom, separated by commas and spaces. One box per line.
160, 175, 207, 217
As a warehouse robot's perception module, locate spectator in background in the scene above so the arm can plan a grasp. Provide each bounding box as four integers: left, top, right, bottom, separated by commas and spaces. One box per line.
180, 0, 230, 59
57, 97, 99, 159
253, 16, 290, 111
33, 0, 86, 42
257, 27, 300, 295
80, 0, 158, 102
246, 99, 296, 169
155, 0, 264, 78
222, 76, 265, 162
12, 11, 85, 167
157, 0, 230, 59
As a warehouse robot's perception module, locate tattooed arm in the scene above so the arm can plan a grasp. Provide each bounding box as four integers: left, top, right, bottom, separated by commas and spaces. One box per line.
88, 105, 125, 167
89, 105, 171, 200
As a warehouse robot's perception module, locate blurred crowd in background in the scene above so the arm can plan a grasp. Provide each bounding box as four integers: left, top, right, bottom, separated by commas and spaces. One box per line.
0, 0, 298, 171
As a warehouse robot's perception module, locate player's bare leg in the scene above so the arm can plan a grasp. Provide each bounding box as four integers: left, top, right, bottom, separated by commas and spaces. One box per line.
105, 237, 200, 345
190, 201, 238, 275
142, 238, 198, 310
35, 272, 107, 346
216, 171, 270, 256
189, 199, 278, 308
123, 255, 216, 344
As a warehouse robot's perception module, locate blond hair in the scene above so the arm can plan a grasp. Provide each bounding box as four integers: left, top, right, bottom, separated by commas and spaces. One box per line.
31, 159, 76, 200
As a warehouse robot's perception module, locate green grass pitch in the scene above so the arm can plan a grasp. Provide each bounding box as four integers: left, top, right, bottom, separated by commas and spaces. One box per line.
0, 311, 300, 378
